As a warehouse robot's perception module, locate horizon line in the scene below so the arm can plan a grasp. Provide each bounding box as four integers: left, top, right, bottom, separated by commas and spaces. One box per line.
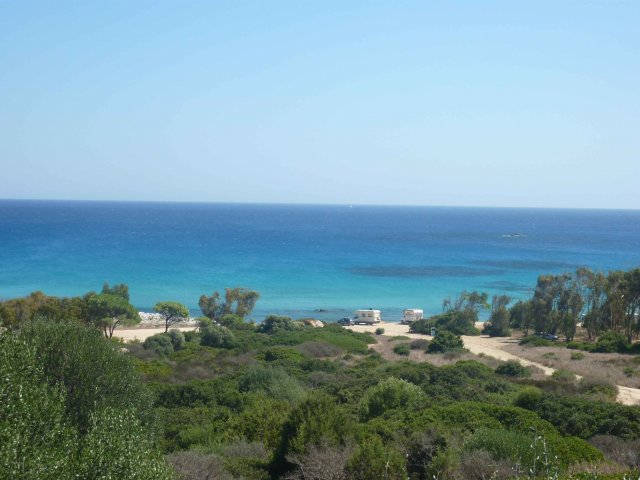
1, 197, 639, 212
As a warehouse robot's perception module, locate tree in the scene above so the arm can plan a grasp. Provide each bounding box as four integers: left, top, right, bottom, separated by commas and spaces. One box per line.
86, 293, 139, 338
224, 287, 260, 318
154, 301, 189, 333
577, 268, 607, 340
101, 282, 130, 301
621, 269, 640, 342
509, 300, 533, 336
483, 295, 512, 337
199, 291, 223, 321
199, 287, 260, 322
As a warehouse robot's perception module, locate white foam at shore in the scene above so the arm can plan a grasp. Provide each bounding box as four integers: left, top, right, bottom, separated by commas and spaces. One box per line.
138, 311, 197, 326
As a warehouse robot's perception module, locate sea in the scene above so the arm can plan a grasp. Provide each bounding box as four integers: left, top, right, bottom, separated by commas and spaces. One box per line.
1, 200, 639, 322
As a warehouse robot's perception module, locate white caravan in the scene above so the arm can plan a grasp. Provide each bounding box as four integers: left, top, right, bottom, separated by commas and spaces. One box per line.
401, 308, 423, 324
354, 309, 382, 324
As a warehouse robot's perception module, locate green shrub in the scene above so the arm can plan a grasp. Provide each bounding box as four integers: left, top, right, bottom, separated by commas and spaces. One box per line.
519, 335, 553, 347
579, 379, 617, 398
359, 377, 425, 420
19, 321, 153, 433
516, 393, 640, 439
624, 367, 636, 377
78, 407, 173, 479
167, 329, 185, 350
411, 310, 480, 336
0, 332, 76, 478
464, 427, 602, 470
297, 341, 342, 358
271, 394, 354, 475
567, 340, 594, 352
135, 359, 173, 381
464, 428, 535, 468
495, 360, 530, 377
346, 434, 406, 480
570, 351, 585, 360
427, 331, 464, 353
551, 369, 577, 383
514, 387, 544, 410
410, 338, 429, 350
238, 365, 304, 403
375, 327, 385, 335
264, 324, 373, 354
257, 315, 300, 334
260, 347, 306, 366
594, 331, 631, 353
201, 325, 237, 349
389, 335, 410, 341
144, 333, 174, 356
393, 343, 410, 356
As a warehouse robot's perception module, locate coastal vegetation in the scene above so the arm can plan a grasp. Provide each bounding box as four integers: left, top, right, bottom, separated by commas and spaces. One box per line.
2, 271, 640, 479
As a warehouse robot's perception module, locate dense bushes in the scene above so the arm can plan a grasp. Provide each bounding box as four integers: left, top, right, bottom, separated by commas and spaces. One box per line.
10, 309, 630, 479
519, 335, 555, 347
359, 377, 425, 420
0, 333, 75, 478
0, 322, 171, 478
201, 324, 238, 348
19, 321, 153, 433
257, 315, 300, 334
516, 392, 640, 439
495, 360, 530, 378
392, 343, 410, 355
427, 330, 465, 353
411, 310, 481, 336
238, 365, 305, 403
144, 333, 174, 355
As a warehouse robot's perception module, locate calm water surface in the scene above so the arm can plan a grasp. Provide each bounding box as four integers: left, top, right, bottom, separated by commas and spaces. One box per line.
1, 200, 639, 321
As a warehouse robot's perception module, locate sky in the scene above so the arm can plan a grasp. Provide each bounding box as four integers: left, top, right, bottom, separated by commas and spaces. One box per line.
0, 1, 638, 209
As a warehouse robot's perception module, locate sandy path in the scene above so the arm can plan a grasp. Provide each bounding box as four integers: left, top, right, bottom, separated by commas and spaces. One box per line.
114, 326, 196, 342
346, 322, 640, 406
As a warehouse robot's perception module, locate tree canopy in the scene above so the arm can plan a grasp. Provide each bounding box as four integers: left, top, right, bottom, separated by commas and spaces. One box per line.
154, 301, 190, 332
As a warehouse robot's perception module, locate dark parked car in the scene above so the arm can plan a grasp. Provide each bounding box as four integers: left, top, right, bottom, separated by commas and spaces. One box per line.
337, 317, 354, 326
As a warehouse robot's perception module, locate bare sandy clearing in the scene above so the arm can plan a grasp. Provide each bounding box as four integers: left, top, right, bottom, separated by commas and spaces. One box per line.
346, 322, 640, 406
114, 326, 196, 342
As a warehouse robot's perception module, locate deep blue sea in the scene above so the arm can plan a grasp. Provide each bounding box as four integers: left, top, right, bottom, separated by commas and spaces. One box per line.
1, 200, 639, 321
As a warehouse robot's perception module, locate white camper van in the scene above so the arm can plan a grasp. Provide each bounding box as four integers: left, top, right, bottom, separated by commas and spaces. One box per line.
401, 309, 423, 324
354, 309, 381, 325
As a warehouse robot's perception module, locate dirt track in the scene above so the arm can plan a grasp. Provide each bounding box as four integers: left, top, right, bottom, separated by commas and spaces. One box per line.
346, 322, 640, 406
113, 321, 640, 406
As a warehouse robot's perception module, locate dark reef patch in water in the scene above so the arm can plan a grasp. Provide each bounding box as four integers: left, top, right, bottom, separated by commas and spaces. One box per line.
472, 259, 577, 270
348, 265, 505, 278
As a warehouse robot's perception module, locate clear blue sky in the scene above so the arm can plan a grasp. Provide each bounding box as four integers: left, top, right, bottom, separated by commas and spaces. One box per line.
1, 1, 638, 208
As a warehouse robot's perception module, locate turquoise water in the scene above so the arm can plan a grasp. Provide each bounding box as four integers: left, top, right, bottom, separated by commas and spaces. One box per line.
1, 200, 639, 321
